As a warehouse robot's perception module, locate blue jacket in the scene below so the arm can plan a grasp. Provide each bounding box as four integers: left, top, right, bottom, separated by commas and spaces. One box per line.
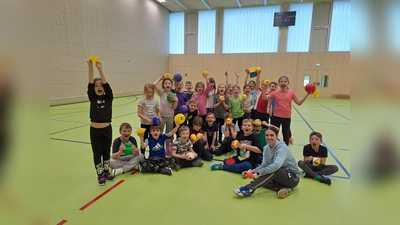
252, 140, 300, 177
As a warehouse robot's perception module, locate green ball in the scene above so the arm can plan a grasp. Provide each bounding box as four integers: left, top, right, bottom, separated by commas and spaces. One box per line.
167, 92, 175, 103
123, 142, 132, 155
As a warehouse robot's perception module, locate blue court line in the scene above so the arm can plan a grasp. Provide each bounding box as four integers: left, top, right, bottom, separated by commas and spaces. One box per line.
291, 143, 350, 151
293, 105, 351, 178
311, 100, 350, 121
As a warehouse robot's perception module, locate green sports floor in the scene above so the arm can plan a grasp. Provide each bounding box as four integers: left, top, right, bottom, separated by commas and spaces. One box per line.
50, 96, 350, 225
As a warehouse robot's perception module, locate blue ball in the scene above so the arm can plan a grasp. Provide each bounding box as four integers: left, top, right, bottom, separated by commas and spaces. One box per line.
173, 73, 182, 82
152, 117, 160, 125
179, 105, 189, 114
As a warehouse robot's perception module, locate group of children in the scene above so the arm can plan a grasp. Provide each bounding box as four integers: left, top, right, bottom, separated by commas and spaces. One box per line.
87, 60, 339, 199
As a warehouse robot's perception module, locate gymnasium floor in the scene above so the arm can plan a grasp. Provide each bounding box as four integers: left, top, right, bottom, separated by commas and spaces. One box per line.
50, 96, 350, 225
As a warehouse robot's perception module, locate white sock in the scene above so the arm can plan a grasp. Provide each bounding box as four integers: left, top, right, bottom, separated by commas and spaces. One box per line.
113, 168, 124, 177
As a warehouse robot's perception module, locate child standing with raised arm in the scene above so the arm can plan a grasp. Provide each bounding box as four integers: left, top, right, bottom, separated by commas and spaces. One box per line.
172, 126, 204, 171
297, 132, 339, 185
137, 84, 161, 156
110, 123, 144, 177
229, 85, 244, 129
262, 76, 311, 146
210, 119, 262, 174
137, 121, 180, 175
87, 60, 115, 185
192, 73, 211, 121
213, 83, 229, 144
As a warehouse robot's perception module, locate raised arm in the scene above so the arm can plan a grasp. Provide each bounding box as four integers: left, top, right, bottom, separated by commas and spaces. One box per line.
167, 121, 181, 137
244, 68, 250, 86
255, 71, 261, 90
235, 71, 239, 85
153, 75, 163, 95
293, 93, 312, 106
138, 133, 147, 149
225, 71, 229, 86
95, 62, 107, 84
88, 60, 94, 83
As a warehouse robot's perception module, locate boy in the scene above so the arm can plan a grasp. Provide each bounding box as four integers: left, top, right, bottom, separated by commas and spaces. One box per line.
214, 112, 240, 156
138, 121, 180, 175
184, 81, 194, 99
190, 116, 213, 161
110, 123, 144, 177
201, 112, 218, 154
210, 119, 263, 174
171, 125, 203, 171
186, 98, 199, 128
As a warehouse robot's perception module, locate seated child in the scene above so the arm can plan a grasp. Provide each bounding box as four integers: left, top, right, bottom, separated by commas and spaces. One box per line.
210, 119, 263, 174
190, 116, 213, 161
138, 121, 180, 175
110, 123, 145, 177
201, 112, 218, 154
171, 125, 204, 171
214, 112, 240, 156
252, 119, 279, 164
297, 132, 339, 185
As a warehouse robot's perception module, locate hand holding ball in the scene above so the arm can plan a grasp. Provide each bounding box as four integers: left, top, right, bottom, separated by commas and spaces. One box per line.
255, 67, 262, 73
245, 171, 253, 178
231, 140, 240, 149
163, 73, 172, 79
305, 83, 316, 93
173, 73, 182, 82
226, 118, 232, 125
313, 157, 321, 166
152, 117, 160, 125
190, 134, 197, 142
202, 71, 209, 77
263, 79, 270, 86
219, 96, 225, 102
167, 92, 176, 103
242, 94, 247, 100
136, 128, 146, 135
174, 113, 186, 125
185, 152, 195, 160
196, 133, 203, 140
123, 142, 132, 155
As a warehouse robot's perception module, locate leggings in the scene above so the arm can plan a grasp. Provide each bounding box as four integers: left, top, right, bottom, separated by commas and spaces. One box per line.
270, 116, 291, 146
246, 168, 300, 192
298, 160, 339, 177
90, 125, 112, 176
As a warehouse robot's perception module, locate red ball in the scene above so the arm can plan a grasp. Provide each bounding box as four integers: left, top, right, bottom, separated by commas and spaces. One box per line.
305, 83, 316, 93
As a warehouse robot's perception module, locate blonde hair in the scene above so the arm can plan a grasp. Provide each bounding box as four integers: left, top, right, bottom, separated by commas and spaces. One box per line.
143, 83, 155, 94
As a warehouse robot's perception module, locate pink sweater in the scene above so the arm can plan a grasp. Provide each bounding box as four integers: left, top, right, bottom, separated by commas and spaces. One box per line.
192, 82, 211, 116
268, 90, 297, 118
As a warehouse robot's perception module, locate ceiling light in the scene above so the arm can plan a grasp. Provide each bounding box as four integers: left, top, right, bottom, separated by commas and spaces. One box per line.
157, 0, 166, 3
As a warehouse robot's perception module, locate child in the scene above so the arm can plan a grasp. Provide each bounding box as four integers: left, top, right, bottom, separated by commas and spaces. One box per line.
233, 127, 300, 199
186, 98, 199, 128
206, 77, 217, 113
213, 83, 229, 144
252, 71, 269, 124
244, 68, 257, 102
214, 112, 240, 156
153, 75, 178, 137
110, 123, 144, 177
190, 116, 213, 161
229, 85, 244, 128
266, 81, 278, 124
138, 121, 180, 175
172, 125, 204, 171
211, 119, 262, 173
184, 81, 194, 100
263, 76, 311, 146
201, 112, 218, 153
297, 132, 339, 185
225, 71, 238, 98
252, 119, 278, 148
87, 60, 115, 185
242, 84, 255, 119
172, 80, 188, 138
192, 73, 211, 121
137, 84, 161, 156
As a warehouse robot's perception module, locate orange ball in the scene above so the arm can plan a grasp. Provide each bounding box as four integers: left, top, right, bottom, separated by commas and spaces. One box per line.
231, 140, 240, 149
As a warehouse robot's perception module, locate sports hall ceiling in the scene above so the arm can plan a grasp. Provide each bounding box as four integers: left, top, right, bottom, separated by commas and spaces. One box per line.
154, 0, 327, 12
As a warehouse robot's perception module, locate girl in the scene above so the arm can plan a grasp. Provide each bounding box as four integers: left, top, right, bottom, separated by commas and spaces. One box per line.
210, 119, 262, 174
244, 68, 257, 102
153, 75, 178, 146
229, 85, 244, 129
137, 83, 161, 156
205, 77, 217, 113
297, 132, 339, 185
225, 71, 238, 98
87, 60, 114, 185
213, 83, 229, 144
263, 76, 311, 146
242, 84, 255, 119
251, 71, 269, 125
233, 127, 300, 199
192, 73, 211, 121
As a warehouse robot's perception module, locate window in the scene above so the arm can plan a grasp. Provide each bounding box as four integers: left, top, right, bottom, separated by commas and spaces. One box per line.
198, 10, 216, 54
223, 6, 280, 53
328, 0, 350, 51
321, 75, 329, 87
287, 3, 313, 52
303, 75, 310, 86
169, 12, 184, 54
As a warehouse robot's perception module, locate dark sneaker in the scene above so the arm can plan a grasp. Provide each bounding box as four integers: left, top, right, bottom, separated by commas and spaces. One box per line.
192, 159, 204, 167
104, 173, 114, 181
98, 176, 106, 186
160, 167, 173, 175
277, 188, 292, 199
319, 175, 332, 185
233, 186, 253, 197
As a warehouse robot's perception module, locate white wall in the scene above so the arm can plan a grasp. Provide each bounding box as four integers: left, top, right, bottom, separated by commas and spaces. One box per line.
50, 0, 170, 105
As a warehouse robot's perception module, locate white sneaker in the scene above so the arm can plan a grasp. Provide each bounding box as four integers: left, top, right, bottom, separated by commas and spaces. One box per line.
112, 168, 123, 177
